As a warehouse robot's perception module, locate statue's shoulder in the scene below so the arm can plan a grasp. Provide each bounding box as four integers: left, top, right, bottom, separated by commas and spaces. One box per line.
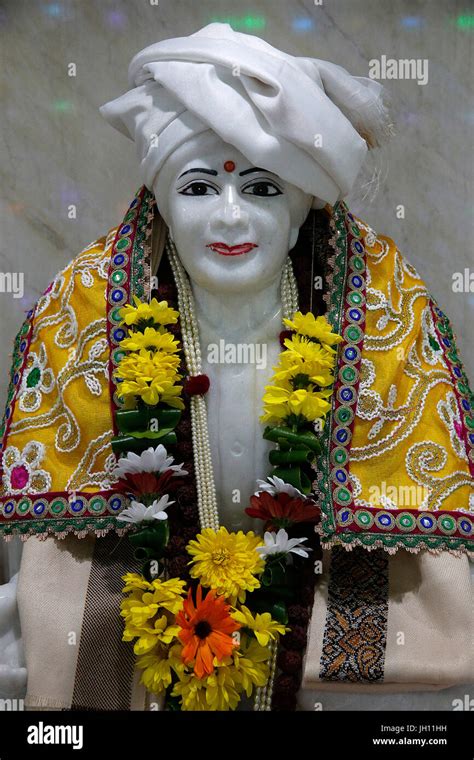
28, 225, 119, 329
0, 225, 119, 437
48, 225, 118, 298
350, 213, 426, 294
0, 226, 121, 517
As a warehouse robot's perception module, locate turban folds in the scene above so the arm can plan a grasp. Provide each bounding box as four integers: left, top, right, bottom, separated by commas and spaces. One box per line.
100, 23, 391, 205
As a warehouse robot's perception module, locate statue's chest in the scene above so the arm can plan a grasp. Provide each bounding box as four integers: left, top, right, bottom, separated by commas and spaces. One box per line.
199, 334, 282, 530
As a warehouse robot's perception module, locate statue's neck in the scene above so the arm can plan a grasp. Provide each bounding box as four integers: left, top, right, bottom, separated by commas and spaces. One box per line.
190, 278, 282, 341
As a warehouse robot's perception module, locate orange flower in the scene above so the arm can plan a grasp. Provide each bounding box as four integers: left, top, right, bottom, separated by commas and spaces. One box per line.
176, 585, 241, 679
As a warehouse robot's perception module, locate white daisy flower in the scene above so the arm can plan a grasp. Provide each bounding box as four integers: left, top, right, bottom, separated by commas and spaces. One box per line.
113, 445, 187, 479
256, 528, 311, 559
117, 494, 174, 524
254, 476, 305, 500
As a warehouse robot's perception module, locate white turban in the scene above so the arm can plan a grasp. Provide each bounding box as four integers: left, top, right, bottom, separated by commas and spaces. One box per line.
100, 23, 391, 205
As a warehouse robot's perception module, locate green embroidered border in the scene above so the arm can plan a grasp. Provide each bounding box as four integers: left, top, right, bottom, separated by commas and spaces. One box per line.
328, 531, 473, 554
0, 515, 129, 540
0, 316, 34, 450
431, 299, 474, 472
316, 201, 349, 537
130, 188, 154, 301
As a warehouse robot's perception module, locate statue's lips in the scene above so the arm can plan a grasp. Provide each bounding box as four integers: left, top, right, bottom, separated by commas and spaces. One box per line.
206, 242, 258, 256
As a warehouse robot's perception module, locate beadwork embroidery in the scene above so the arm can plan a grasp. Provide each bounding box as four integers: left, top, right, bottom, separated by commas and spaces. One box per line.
2, 441, 52, 495
319, 547, 388, 683
18, 344, 55, 413
317, 208, 473, 554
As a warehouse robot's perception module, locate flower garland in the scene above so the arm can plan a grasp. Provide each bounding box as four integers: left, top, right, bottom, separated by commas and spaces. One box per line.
110, 249, 342, 711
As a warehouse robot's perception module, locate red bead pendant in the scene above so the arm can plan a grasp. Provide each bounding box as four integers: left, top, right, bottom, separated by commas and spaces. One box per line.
184, 374, 210, 396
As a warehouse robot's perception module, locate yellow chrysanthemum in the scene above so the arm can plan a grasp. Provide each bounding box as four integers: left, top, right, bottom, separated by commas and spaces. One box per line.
121, 572, 153, 594
150, 576, 188, 598
283, 333, 337, 362
122, 574, 186, 598
119, 376, 184, 408
283, 311, 343, 347
260, 383, 289, 420
137, 643, 185, 693
273, 354, 335, 388
231, 605, 288, 647
122, 610, 181, 655
186, 527, 265, 604
119, 327, 180, 354
121, 577, 186, 619
172, 665, 242, 711
120, 576, 186, 654
261, 384, 332, 424
232, 638, 271, 697
114, 349, 184, 407
287, 387, 332, 420
117, 348, 181, 379
119, 296, 179, 328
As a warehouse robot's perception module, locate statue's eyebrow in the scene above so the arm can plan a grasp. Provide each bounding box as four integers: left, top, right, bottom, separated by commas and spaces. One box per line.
239, 167, 270, 176
178, 168, 218, 178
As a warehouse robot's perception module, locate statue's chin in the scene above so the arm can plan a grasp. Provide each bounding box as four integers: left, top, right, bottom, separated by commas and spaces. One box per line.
178, 255, 287, 296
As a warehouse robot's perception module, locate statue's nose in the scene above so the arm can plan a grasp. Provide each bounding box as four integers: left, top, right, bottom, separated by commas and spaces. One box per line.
209, 184, 249, 232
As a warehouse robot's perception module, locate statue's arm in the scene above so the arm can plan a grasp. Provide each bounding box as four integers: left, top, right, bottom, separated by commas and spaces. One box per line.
0, 539, 27, 700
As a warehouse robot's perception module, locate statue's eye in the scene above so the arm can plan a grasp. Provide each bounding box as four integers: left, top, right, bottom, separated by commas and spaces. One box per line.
241, 181, 283, 197
178, 182, 219, 196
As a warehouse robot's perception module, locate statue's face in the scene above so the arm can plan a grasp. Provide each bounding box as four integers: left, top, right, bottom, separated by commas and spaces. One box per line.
153, 131, 312, 294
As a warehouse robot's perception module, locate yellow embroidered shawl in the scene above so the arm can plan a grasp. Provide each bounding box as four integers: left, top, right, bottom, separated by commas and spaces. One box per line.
0, 188, 472, 554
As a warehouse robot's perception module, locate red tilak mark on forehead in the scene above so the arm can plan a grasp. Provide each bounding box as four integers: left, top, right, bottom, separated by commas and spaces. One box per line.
224, 160, 236, 173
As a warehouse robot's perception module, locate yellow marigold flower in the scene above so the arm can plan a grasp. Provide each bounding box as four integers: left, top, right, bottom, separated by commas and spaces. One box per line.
186, 527, 265, 604
172, 666, 241, 711
283, 311, 342, 347
119, 327, 181, 354
119, 296, 179, 328
137, 643, 185, 693
231, 605, 288, 647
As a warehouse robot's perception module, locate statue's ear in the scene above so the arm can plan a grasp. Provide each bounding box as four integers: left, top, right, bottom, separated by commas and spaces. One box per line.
151, 206, 169, 276
289, 226, 300, 250
290, 196, 314, 248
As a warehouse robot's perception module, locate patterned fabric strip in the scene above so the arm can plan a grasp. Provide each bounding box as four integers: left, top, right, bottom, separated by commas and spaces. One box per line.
70, 533, 140, 710
319, 547, 389, 683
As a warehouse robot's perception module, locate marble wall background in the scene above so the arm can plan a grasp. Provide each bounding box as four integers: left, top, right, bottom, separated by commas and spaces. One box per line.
0, 0, 472, 387
0, 0, 472, 710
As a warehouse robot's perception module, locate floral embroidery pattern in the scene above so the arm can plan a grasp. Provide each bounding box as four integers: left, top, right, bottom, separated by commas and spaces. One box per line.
2, 441, 52, 495
18, 344, 55, 413
438, 392, 468, 461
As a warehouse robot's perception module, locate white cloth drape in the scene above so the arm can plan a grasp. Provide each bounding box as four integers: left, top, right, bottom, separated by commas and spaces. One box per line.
100, 23, 391, 205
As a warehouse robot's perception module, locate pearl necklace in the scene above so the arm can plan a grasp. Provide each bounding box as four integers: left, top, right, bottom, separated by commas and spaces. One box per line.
165, 235, 299, 710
